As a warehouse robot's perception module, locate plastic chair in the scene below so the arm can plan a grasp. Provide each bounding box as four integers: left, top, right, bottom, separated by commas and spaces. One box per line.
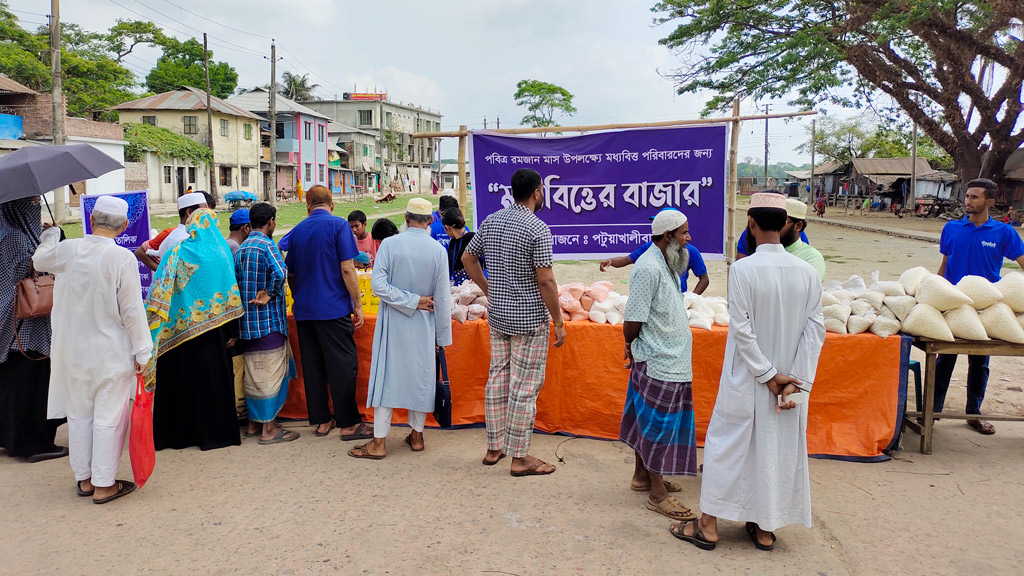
909, 360, 922, 411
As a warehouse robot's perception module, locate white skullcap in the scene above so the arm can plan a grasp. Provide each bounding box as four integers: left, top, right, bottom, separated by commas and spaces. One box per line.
406, 197, 433, 216
177, 192, 206, 210
651, 209, 688, 236
750, 192, 787, 210
785, 198, 808, 219
94, 195, 128, 217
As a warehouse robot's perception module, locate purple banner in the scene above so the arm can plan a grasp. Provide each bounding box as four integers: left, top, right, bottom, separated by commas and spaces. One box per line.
82, 190, 152, 298
470, 126, 727, 259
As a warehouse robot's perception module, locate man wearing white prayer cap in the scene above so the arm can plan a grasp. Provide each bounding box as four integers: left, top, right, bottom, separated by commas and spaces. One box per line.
135, 192, 209, 271
782, 198, 826, 281
672, 191, 825, 551
32, 194, 153, 504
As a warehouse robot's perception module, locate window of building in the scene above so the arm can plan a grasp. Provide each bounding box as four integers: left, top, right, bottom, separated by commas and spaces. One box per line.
241, 167, 250, 187
362, 145, 368, 157
220, 166, 232, 187
408, 144, 413, 159
317, 124, 325, 142
244, 123, 252, 140
163, 166, 172, 183
358, 110, 372, 126
220, 119, 229, 137
188, 167, 196, 183
305, 163, 312, 182
385, 112, 392, 128
142, 116, 157, 126
304, 122, 312, 140
183, 115, 198, 134
318, 164, 324, 182
275, 122, 285, 139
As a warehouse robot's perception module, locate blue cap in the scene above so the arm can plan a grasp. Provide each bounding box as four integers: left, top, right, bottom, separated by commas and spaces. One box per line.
354, 251, 371, 264
230, 209, 250, 225
648, 207, 680, 221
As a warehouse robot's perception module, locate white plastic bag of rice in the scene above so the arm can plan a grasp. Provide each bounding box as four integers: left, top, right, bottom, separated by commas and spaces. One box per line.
870, 316, 901, 339
847, 314, 875, 335
858, 290, 886, 311
871, 281, 907, 297
943, 304, 989, 341
901, 303, 954, 341
823, 304, 852, 323
979, 302, 1024, 344
915, 274, 973, 311
825, 318, 847, 334
605, 310, 624, 326
899, 266, 932, 296
841, 275, 869, 295
956, 275, 1002, 310
713, 313, 730, 327
705, 296, 729, 316
589, 308, 608, 324
831, 289, 856, 304
683, 292, 698, 310
883, 295, 917, 321
821, 291, 840, 307
689, 315, 713, 330
996, 272, 1024, 313
879, 305, 897, 321
849, 299, 875, 317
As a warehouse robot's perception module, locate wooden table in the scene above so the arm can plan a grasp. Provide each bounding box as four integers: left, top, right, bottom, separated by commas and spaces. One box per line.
903, 337, 1024, 454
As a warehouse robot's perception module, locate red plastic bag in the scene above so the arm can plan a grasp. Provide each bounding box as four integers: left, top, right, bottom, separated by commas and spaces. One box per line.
129, 375, 155, 488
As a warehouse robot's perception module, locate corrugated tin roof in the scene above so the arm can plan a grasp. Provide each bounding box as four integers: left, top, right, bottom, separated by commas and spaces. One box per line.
111, 87, 262, 120
0, 74, 35, 95
1004, 149, 1024, 180
852, 157, 931, 175
225, 88, 330, 120
328, 121, 376, 137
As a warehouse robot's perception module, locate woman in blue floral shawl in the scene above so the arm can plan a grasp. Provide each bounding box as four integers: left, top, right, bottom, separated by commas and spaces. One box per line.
146, 209, 244, 451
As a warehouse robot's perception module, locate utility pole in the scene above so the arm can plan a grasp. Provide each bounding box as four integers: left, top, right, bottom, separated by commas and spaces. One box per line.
910, 116, 919, 212
268, 40, 277, 205
809, 118, 816, 202
496, 116, 500, 130
50, 0, 67, 222
203, 33, 217, 197
762, 103, 770, 188
483, 117, 487, 129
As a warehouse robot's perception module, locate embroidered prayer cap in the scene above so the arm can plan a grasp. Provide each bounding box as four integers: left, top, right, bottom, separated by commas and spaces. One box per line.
93, 195, 129, 217
406, 197, 433, 216
749, 192, 787, 211
177, 192, 206, 210
651, 208, 688, 235
785, 198, 808, 220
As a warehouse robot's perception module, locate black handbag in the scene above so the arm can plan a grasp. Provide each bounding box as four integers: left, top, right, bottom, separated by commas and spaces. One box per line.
434, 348, 452, 428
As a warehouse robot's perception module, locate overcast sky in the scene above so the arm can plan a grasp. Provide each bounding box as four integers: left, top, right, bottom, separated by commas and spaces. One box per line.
10, 0, 818, 164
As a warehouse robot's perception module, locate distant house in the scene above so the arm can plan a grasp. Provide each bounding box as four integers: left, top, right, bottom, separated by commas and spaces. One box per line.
1001, 149, 1024, 208
122, 123, 211, 204
784, 161, 844, 200
113, 87, 262, 198
329, 121, 379, 195
439, 162, 471, 192
226, 88, 331, 193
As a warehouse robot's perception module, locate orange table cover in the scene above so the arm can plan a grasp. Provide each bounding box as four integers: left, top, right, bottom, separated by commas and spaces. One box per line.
281, 316, 908, 461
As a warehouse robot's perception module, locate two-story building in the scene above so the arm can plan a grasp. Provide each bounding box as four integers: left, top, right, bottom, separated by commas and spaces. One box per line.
328, 122, 379, 195
301, 94, 442, 194
113, 87, 262, 198
227, 88, 330, 194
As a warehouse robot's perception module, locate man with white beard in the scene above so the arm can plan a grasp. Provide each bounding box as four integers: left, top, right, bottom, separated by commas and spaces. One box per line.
619, 209, 699, 522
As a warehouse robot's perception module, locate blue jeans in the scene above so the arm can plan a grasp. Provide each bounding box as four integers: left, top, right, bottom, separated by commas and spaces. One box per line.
933, 354, 989, 415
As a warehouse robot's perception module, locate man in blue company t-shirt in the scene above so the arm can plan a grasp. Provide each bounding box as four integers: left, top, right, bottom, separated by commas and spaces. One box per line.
935, 178, 1024, 436
599, 208, 710, 294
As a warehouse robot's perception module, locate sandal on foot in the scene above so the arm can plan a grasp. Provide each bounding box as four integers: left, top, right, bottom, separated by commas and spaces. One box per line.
631, 480, 682, 493
645, 496, 697, 521
244, 430, 259, 439
347, 443, 385, 460
339, 424, 374, 441
745, 522, 776, 551
670, 520, 716, 551
967, 419, 995, 435
259, 429, 300, 445
77, 480, 94, 497
404, 433, 424, 452
510, 459, 556, 477
93, 480, 136, 505
482, 453, 506, 466
314, 420, 336, 438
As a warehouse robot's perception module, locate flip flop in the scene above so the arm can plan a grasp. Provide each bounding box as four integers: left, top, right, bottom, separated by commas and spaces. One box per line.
482, 453, 507, 466
77, 480, 94, 497
314, 420, 336, 438
745, 522, 776, 551
645, 496, 697, 521
93, 480, 137, 505
404, 434, 424, 452
259, 429, 300, 445
510, 459, 556, 477
243, 430, 259, 439
339, 424, 374, 441
967, 419, 995, 435
347, 443, 385, 460
631, 480, 682, 493
670, 520, 716, 551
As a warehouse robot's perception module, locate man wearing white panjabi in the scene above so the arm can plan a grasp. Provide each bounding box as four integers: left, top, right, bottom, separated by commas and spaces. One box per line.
33, 195, 152, 504
672, 192, 825, 551
348, 198, 452, 460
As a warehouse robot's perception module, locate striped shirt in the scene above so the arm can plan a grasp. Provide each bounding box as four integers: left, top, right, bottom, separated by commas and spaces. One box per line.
234, 231, 288, 340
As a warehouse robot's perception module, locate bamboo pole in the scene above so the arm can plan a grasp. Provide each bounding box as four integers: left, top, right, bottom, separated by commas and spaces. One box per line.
726, 99, 741, 282
411, 110, 815, 140
457, 125, 467, 209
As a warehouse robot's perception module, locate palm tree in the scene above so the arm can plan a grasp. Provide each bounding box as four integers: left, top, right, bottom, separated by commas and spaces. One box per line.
280, 71, 320, 102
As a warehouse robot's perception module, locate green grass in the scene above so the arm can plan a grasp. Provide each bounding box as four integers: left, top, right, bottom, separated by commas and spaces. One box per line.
1002, 261, 1023, 271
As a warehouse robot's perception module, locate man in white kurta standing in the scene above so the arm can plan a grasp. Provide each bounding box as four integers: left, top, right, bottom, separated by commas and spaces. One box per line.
33, 195, 153, 504
672, 192, 825, 551
348, 198, 452, 460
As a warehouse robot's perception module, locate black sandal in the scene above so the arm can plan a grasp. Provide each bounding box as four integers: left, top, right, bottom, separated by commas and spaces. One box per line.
77, 480, 94, 497
670, 520, 716, 551
93, 480, 137, 505
314, 419, 336, 438
745, 522, 776, 551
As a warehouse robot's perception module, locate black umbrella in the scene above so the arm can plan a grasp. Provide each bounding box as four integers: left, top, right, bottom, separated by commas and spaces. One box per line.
0, 144, 124, 205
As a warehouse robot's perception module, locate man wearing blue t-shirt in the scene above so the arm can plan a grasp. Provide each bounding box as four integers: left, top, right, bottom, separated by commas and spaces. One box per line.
430, 195, 461, 248
599, 209, 710, 294
935, 179, 1024, 435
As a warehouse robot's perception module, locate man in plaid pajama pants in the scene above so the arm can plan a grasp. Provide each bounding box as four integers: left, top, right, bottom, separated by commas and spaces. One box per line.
462, 168, 567, 477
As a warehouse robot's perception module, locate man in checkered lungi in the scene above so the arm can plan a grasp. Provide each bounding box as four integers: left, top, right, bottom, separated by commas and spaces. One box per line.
462, 168, 567, 477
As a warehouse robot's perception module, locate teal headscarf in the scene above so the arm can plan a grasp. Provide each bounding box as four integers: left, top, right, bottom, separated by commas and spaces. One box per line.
144, 208, 242, 389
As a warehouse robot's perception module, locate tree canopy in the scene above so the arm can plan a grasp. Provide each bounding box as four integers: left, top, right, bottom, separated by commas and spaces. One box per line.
145, 38, 238, 98
654, 0, 1024, 181
513, 79, 577, 128
795, 115, 954, 169
281, 71, 320, 101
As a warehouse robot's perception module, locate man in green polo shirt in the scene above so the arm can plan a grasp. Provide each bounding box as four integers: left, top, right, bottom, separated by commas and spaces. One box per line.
782, 199, 826, 281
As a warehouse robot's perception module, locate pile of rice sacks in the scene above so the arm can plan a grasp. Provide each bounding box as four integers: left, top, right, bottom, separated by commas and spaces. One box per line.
450, 283, 488, 324
821, 268, 1024, 342
558, 282, 628, 324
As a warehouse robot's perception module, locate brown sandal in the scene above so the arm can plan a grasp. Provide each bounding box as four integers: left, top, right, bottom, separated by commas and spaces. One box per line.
967, 419, 995, 435
645, 496, 697, 521
509, 459, 556, 477
404, 433, 424, 452
631, 480, 682, 493
347, 443, 385, 460
670, 520, 716, 550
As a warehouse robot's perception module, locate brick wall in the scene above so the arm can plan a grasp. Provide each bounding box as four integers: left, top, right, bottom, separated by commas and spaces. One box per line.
124, 161, 148, 191
18, 94, 122, 141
